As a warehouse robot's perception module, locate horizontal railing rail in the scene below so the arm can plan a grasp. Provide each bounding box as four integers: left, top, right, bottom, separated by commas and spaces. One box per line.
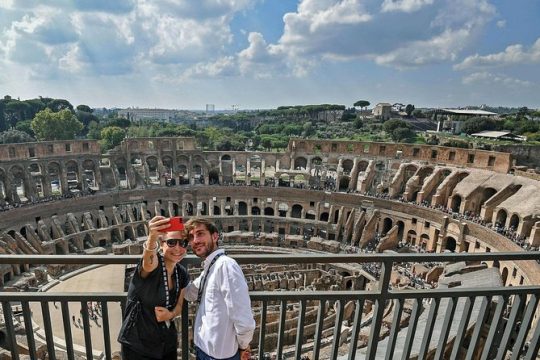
1, 252, 539, 360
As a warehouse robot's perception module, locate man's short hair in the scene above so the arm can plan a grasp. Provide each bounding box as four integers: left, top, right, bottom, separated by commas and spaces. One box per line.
185, 217, 219, 235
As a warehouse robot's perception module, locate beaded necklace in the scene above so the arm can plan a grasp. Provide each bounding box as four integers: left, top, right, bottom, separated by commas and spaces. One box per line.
159, 253, 180, 310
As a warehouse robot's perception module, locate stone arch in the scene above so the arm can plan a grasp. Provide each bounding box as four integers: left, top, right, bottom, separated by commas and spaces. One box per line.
357, 161, 369, 172
342, 159, 354, 174
320, 212, 329, 222
396, 221, 405, 241
406, 230, 417, 244
238, 201, 248, 216
162, 155, 173, 172
420, 234, 430, 250
65, 160, 80, 190
278, 202, 288, 217
252, 206, 261, 215
509, 214, 520, 230
9, 165, 27, 201
445, 236, 457, 252
294, 157, 307, 170
311, 157, 323, 167
476, 187, 497, 214
306, 210, 316, 220
213, 206, 221, 215
208, 169, 220, 185
416, 166, 434, 182
496, 209, 507, 227
264, 207, 274, 216
501, 267, 509, 286
451, 195, 462, 212
221, 154, 232, 161
338, 176, 350, 191
291, 204, 303, 218
0, 168, 7, 201
382, 217, 393, 235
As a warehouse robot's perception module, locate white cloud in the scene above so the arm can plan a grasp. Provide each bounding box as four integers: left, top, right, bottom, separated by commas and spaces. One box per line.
455, 38, 540, 70
462, 72, 532, 87
496, 19, 506, 28
260, 0, 497, 71
381, 0, 434, 13
179, 56, 239, 81
374, 28, 469, 68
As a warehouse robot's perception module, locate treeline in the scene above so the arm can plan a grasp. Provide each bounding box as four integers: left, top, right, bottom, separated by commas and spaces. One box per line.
2, 95, 539, 152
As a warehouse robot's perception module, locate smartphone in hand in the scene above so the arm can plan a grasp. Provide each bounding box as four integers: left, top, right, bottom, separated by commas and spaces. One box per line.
166, 217, 184, 231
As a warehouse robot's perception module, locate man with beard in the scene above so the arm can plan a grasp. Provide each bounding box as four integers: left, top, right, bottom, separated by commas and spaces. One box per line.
184, 217, 255, 360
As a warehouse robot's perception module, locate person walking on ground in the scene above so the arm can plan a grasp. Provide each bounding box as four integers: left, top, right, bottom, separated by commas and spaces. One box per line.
118, 216, 190, 360
184, 217, 256, 360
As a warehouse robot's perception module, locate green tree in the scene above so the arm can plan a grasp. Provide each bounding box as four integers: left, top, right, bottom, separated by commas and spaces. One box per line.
76, 105, 93, 113
100, 126, 125, 150
460, 117, 497, 134
15, 119, 34, 136
353, 100, 370, 109
392, 127, 416, 142
405, 104, 415, 117
31, 108, 83, 140
106, 117, 131, 128
87, 121, 102, 140
353, 100, 370, 122
0, 129, 35, 144
383, 119, 409, 133
47, 99, 74, 112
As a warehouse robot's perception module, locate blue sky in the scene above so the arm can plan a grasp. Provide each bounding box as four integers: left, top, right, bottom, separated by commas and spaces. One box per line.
0, 0, 539, 110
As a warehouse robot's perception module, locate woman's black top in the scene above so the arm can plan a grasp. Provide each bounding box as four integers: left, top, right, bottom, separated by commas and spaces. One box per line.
118, 255, 189, 358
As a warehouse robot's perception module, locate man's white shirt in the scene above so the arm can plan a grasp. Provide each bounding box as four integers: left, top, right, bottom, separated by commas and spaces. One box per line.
184, 249, 256, 358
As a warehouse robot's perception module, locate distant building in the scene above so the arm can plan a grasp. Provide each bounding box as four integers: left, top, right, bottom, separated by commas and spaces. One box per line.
440, 109, 498, 117
436, 108, 499, 134
372, 103, 392, 120
471, 130, 526, 142
118, 108, 177, 122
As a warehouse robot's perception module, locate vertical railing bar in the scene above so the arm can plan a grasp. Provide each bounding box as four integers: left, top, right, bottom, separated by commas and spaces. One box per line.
480, 295, 507, 360
60, 301, 74, 360
385, 298, 404, 360
21, 300, 37, 359
2, 300, 19, 360
347, 299, 365, 360
496, 295, 523, 360
523, 311, 540, 360
401, 298, 422, 360
510, 294, 538, 360
41, 301, 57, 360
80, 301, 93, 360
276, 299, 287, 360
295, 300, 306, 360
257, 301, 268, 360
366, 258, 392, 360
100, 301, 112, 360
330, 300, 344, 360
181, 300, 189, 360
449, 296, 475, 360
434, 296, 457, 360
418, 297, 439, 360
465, 296, 491, 360
312, 299, 326, 360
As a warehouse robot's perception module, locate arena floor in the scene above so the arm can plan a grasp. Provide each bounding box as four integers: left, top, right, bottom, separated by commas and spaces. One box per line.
30, 264, 124, 357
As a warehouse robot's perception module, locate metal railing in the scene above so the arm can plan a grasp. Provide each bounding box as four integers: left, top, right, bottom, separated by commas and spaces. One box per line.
1, 252, 539, 360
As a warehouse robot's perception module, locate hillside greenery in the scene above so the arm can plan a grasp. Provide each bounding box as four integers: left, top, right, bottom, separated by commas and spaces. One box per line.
1, 95, 539, 152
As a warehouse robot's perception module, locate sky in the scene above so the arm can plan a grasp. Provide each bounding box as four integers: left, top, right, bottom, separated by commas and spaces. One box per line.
0, 0, 539, 111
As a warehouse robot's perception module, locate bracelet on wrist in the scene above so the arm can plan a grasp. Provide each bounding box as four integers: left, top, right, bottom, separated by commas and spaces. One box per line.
142, 241, 158, 252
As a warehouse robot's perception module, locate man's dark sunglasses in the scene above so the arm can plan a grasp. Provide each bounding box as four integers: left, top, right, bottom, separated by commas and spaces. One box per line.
163, 239, 189, 248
